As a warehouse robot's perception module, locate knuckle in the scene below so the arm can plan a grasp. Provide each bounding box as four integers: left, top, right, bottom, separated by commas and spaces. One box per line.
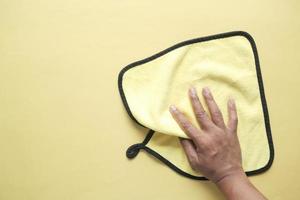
214, 118, 224, 125
206, 95, 213, 101
181, 122, 190, 130
191, 94, 198, 101
195, 110, 206, 119
212, 110, 222, 117
194, 134, 202, 143
182, 123, 195, 134
208, 148, 218, 157
232, 116, 238, 123
228, 126, 237, 133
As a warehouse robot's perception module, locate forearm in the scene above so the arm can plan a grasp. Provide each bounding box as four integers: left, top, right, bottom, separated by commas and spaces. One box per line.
216, 170, 267, 200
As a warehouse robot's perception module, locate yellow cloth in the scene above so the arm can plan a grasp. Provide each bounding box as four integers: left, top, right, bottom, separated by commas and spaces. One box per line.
119, 31, 273, 178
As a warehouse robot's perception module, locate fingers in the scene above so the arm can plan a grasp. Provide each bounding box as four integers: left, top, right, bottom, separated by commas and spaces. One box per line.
227, 98, 238, 132
179, 138, 199, 170
169, 105, 203, 147
202, 87, 226, 129
188, 87, 214, 130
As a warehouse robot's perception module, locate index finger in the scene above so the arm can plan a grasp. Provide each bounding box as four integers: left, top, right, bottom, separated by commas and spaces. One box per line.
169, 105, 203, 147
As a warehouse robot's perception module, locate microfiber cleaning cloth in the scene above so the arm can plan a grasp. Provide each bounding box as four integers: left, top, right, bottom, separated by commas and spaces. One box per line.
118, 31, 274, 180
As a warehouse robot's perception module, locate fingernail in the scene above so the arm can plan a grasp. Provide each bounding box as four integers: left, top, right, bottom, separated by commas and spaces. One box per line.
203, 87, 210, 96
189, 86, 197, 97
169, 105, 177, 112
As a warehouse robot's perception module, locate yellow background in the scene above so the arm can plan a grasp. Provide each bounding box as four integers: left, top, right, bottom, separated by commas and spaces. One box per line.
0, 0, 299, 199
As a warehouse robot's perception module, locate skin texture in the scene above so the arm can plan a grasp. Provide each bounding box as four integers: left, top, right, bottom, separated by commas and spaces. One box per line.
169, 86, 267, 200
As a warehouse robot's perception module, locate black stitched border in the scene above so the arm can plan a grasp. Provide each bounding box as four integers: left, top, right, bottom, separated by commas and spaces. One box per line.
118, 31, 274, 180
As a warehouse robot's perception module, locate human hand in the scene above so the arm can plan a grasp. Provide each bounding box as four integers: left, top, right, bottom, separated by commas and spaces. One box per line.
169, 87, 243, 183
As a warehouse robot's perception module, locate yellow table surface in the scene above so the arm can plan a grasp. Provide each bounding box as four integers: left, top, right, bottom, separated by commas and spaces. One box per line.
0, 0, 299, 199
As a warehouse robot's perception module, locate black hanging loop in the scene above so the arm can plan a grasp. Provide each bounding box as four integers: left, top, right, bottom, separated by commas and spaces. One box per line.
126, 143, 145, 159
126, 129, 155, 159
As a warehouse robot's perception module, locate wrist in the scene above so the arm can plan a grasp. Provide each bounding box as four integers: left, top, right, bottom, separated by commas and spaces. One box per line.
215, 168, 248, 188
214, 169, 267, 200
